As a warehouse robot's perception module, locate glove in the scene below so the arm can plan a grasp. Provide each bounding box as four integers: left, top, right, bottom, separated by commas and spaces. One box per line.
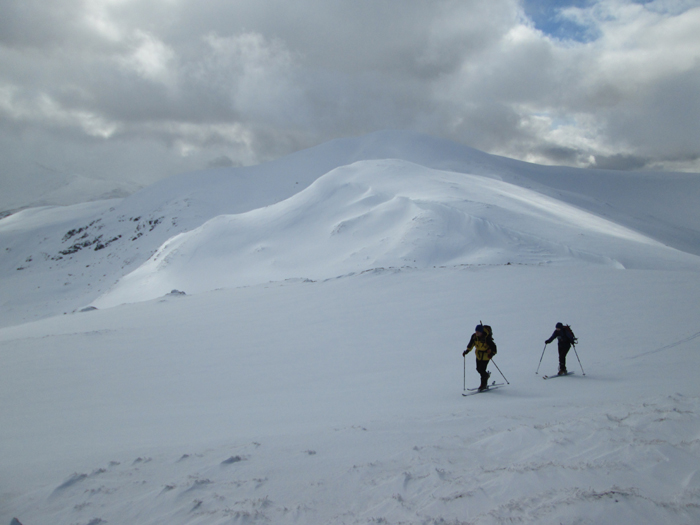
462, 350, 468, 357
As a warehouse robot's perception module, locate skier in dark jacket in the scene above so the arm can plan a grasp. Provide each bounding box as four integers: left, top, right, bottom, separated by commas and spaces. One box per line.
545, 322, 573, 375
463, 325, 497, 390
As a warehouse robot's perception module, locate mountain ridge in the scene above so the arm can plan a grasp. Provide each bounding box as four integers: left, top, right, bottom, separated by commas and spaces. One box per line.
1, 130, 699, 326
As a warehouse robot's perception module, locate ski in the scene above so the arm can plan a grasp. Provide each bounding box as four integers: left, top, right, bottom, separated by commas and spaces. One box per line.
462, 385, 503, 396
542, 371, 574, 380
462, 381, 505, 396
465, 381, 504, 391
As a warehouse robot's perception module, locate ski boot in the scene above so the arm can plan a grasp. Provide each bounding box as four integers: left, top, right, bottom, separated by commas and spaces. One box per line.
478, 371, 491, 390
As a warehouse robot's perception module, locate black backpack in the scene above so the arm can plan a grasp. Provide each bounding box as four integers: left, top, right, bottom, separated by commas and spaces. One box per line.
563, 324, 578, 345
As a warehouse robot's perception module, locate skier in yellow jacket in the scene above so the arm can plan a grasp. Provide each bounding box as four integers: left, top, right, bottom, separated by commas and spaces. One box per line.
463, 325, 497, 390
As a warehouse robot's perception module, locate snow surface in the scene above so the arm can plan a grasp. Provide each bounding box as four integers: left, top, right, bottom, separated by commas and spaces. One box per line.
1, 130, 700, 524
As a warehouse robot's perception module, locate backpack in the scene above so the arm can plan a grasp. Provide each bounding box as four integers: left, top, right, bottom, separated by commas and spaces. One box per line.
479, 323, 497, 356
563, 324, 578, 345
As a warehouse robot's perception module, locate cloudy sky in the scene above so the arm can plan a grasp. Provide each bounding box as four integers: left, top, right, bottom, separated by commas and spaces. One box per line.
1, 0, 699, 208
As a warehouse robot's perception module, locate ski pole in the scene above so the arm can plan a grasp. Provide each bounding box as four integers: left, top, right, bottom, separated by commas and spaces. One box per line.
535, 344, 547, 374
490, 358, 510, 384
572, 344, 586, 375
463, 354, 466, 391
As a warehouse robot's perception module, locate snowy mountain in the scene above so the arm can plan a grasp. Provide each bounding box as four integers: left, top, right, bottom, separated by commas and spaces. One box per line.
1, 131, 700, 524
93, 157, 699, 309
2, 130, 699, 325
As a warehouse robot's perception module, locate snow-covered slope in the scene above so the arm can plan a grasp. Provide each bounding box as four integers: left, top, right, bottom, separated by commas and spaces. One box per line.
2, 267, 700, 524
94, 158, 698, 308
2, 130, 699, 325
0, 172, 139, 215
1, 131, 700, 524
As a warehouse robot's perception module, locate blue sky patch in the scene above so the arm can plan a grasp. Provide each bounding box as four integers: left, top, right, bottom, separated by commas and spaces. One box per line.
522, 0, 659, 42
521, 0, 596, 42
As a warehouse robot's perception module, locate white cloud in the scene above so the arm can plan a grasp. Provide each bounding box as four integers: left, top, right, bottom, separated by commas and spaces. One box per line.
119, 30, 177, 85
0, 84, 120, 138
83, 0, 128, 42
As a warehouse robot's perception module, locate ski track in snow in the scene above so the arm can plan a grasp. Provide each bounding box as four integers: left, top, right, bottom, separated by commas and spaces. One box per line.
630, 331, 700, 359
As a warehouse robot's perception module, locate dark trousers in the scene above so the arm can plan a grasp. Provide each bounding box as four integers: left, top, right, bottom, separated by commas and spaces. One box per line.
476, 359, 490, 388
558, 344, 571, 371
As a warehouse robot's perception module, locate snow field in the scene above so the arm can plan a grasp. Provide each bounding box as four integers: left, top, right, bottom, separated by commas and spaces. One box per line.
2, 264, 700, 524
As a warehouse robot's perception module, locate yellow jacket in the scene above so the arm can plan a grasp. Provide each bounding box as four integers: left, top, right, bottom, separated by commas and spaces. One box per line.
465, 333, 497, 361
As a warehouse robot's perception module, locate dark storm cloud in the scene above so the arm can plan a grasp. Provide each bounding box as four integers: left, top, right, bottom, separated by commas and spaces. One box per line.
0, 0, 84, 47
604, 67, 700, 161
593, 153, 650, 171
1, 0, 699, 209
